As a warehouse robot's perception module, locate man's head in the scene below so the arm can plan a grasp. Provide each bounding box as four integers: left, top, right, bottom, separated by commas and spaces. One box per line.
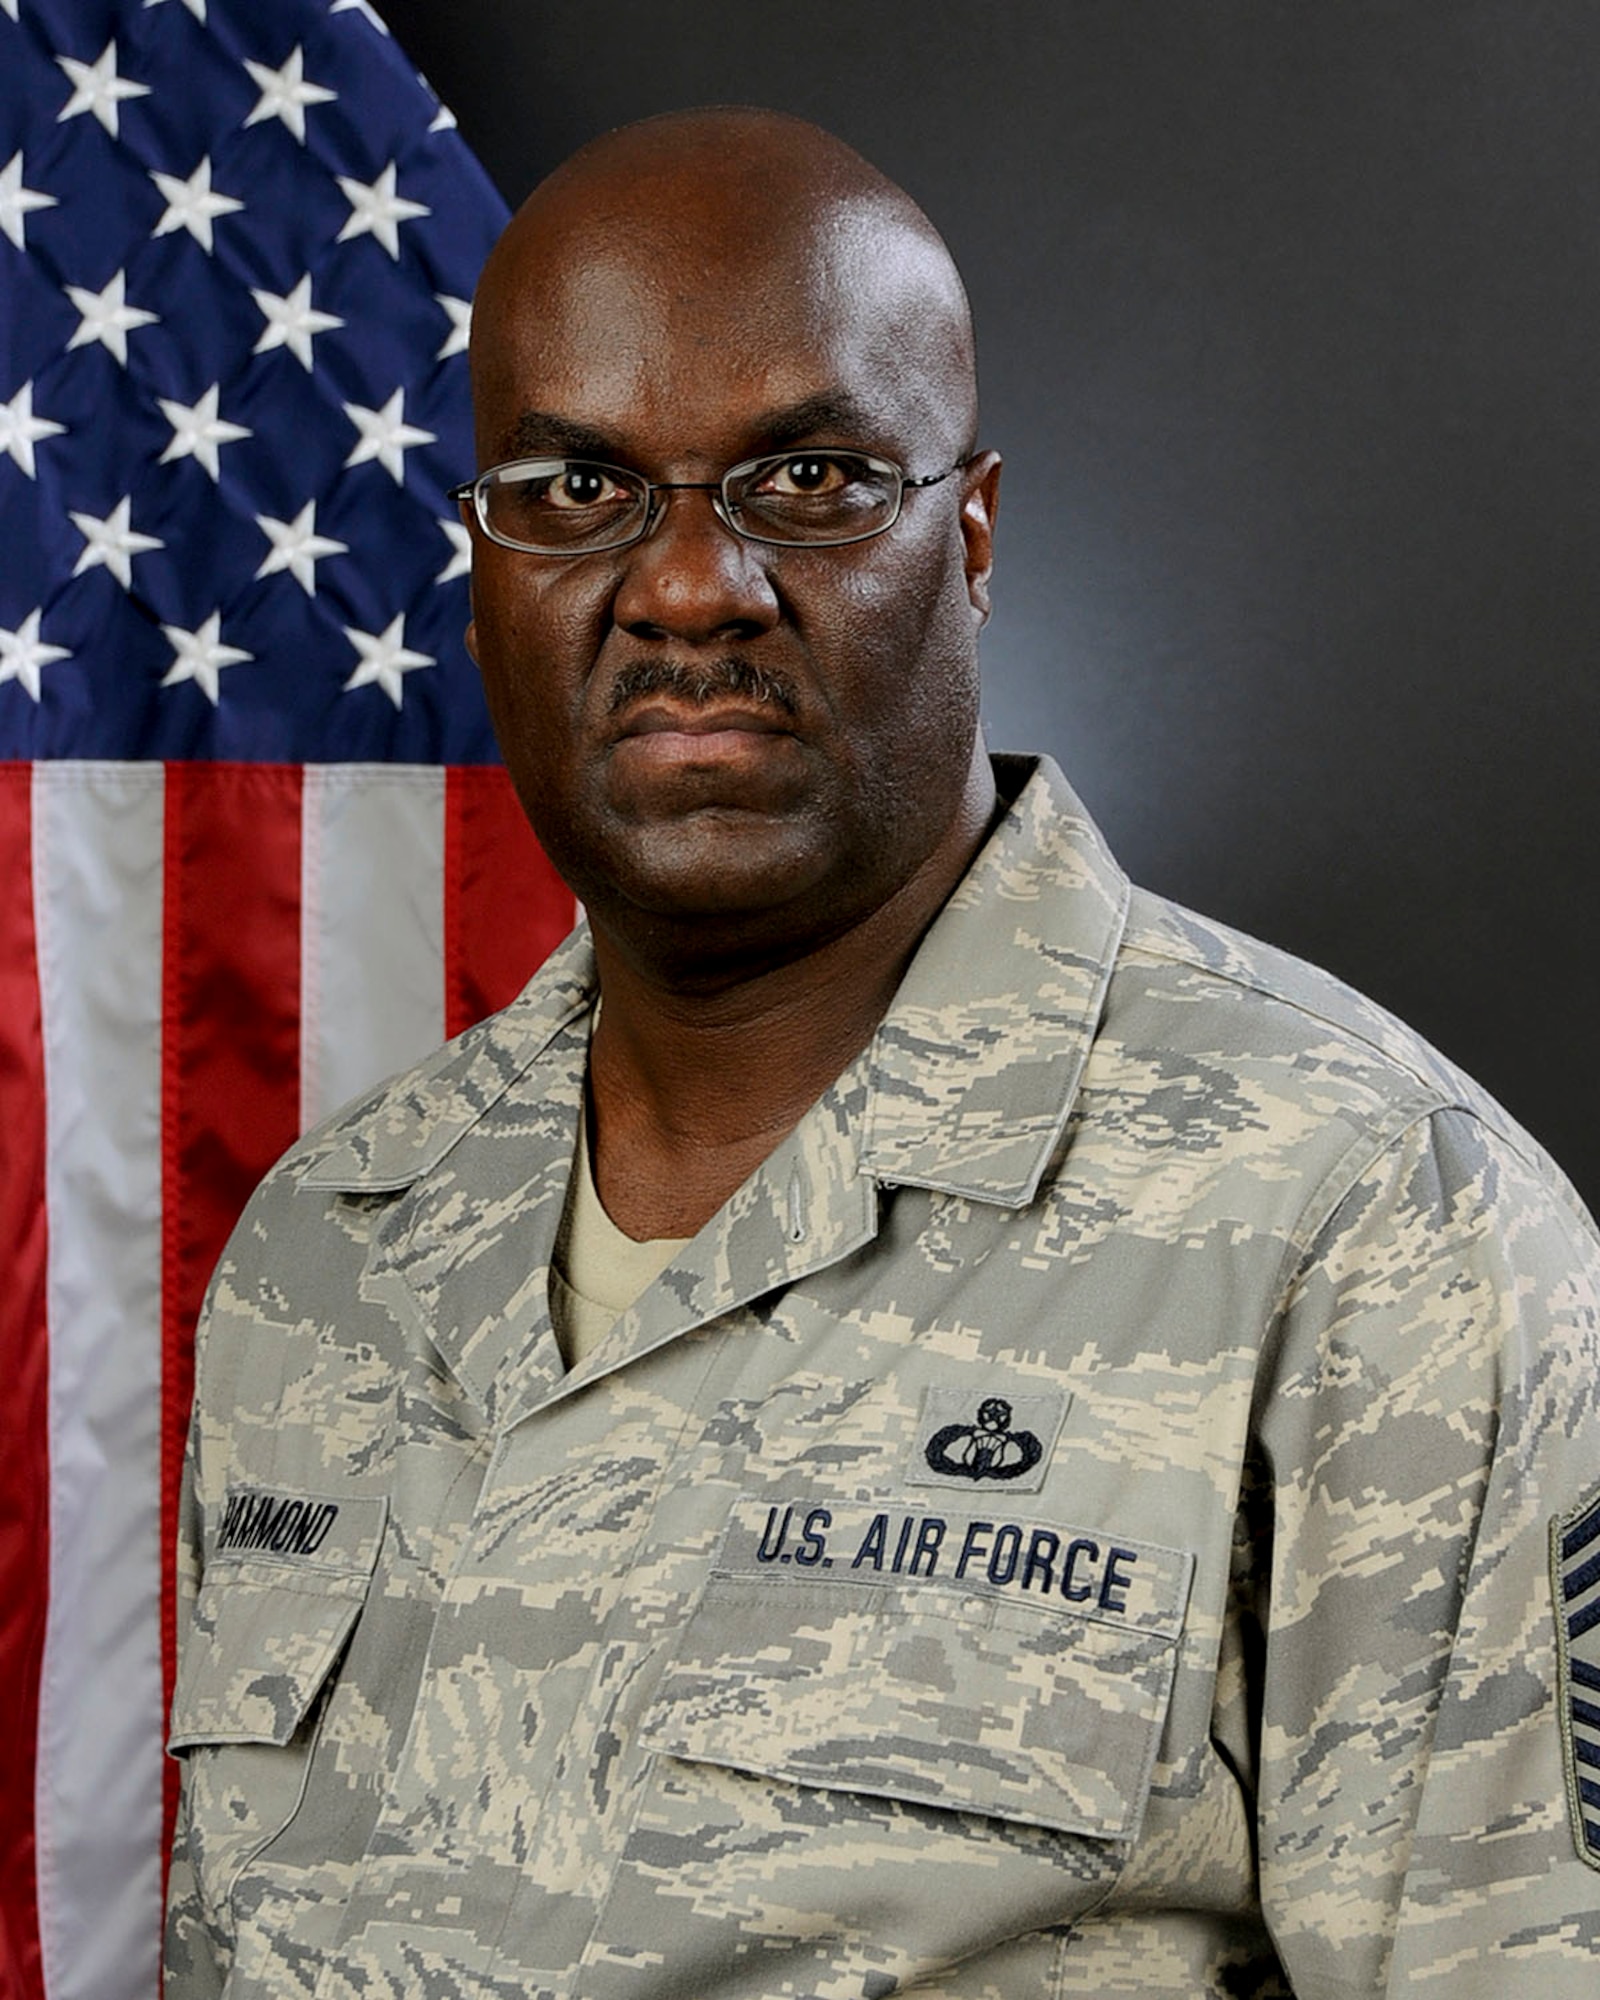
463, 108, 1001, 977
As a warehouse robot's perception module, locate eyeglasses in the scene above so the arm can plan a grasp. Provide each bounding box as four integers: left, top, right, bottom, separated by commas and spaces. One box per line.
448, 449, 965, 556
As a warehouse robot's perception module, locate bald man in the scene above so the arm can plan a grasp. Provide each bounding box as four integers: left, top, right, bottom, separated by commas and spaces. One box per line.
165, 112, 1600, 2000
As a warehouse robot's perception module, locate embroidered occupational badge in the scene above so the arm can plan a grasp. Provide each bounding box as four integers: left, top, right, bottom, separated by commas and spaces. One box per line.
906, 1386, 1069, 1495
1551, 1487, 1600, 1871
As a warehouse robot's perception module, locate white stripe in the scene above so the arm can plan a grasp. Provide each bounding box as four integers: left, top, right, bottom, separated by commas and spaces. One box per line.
33, 762, 166, 2000
300, 764, 446, 1131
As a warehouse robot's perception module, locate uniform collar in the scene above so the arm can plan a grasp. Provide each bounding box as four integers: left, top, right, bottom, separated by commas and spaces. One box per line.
295, 925, 597, 1193
857, 752, 1128, 1207
293, 755, 1128, 1425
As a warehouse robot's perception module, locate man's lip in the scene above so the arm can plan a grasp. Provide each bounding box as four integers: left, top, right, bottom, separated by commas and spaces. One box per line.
613, 703, 791, 740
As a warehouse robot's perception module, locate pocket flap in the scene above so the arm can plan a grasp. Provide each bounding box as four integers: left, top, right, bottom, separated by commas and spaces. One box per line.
168, 1489, 388, 1751
640, 1496, 1194, 1841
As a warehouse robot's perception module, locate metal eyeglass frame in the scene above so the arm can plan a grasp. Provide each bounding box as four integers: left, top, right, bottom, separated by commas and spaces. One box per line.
447, 450, 968, 555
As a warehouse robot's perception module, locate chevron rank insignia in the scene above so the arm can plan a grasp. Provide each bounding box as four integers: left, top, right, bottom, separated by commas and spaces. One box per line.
1552, 1488, 1600, 1869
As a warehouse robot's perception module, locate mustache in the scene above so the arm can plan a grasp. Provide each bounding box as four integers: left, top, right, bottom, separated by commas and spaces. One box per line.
606, 656, 799, 717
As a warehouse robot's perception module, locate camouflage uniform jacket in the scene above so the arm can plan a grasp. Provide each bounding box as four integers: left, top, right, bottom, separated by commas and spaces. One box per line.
166, 754, 1600, 1999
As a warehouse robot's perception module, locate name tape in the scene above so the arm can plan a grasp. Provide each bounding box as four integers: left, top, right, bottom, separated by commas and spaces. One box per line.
214, 1486, 387, 1573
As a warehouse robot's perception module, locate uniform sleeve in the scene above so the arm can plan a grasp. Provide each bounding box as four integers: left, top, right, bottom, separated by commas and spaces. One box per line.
1253, 1105, 1600, 1997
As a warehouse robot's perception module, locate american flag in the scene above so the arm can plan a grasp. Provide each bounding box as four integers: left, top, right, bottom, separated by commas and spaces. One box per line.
0, 5, 573, 1997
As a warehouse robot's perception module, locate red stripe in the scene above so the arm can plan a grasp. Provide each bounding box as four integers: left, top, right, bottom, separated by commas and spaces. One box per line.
0, 768, 49, 2000
444, 767, 575, 1038
159, 764, 304, 1871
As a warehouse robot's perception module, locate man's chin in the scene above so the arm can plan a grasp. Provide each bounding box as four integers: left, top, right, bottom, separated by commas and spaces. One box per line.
619, 838, 826, 921
575, 813, 848, 940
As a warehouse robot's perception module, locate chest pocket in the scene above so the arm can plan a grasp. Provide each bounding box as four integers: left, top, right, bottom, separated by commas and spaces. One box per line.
168, 1491, 388, 1918
582, 1499, 1193, 1998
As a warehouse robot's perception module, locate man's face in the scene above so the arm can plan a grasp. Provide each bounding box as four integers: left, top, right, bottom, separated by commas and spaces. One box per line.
465, 189, 999, 968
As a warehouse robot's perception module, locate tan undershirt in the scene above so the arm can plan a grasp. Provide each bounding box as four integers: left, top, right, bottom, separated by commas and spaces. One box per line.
549, 1095, 692, 1368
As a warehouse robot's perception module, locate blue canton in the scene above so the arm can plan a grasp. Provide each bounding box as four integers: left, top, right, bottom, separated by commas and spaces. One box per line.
0, 0, 507, 762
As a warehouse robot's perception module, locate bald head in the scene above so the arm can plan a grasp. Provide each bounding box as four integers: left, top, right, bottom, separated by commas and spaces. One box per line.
470, 108, 979, 469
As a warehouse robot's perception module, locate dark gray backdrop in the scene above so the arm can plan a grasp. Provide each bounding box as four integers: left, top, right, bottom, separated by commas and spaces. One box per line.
382, 0, 1600, 1209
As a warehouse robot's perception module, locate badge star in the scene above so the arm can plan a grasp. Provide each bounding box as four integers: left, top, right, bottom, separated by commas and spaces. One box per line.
150, 157, 243, 254
243, 47, 336, 146
330, 0, 389, 31
160, 611, 251, 704
343, 388, 436, 485
0, 382, 68, 480
251, 274, 342, 371
1, 152, 58, 253
342, 614, 433, 708
56, 42, 151, 140
65, 268, 160, 367
335, 162, 429, 260
254, 500, 347, 595
69, 496, 164, 590
435, 518, 471, 584
158, 384, 251, 481
435, 293, 471, 360
0, 610, 71, 703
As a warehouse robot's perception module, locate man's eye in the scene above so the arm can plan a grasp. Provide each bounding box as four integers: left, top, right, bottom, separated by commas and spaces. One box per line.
544, 464, 626, 509
758, 454, 855, 497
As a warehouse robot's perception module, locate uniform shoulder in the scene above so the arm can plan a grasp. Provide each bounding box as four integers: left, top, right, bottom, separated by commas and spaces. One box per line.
1115, 884, 1533, 1155
1102, 887, 1600, 1252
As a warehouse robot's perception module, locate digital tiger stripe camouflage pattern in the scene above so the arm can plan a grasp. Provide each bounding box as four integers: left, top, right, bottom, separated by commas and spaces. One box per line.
166, 758, 1600, 1997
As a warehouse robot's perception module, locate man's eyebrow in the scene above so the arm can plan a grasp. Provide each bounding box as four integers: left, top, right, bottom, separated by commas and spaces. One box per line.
502, 393, 881, 466
504, 412, 622, 460
752, 393, 879, 448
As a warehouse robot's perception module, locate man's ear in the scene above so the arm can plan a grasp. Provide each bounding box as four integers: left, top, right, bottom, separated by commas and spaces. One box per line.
959, 450, 1002, 624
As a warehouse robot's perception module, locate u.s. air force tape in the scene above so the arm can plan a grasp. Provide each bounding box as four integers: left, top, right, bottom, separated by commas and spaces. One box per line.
713, 1493, 1191, 1635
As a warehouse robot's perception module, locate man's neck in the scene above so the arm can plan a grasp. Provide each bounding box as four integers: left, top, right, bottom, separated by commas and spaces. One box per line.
584, 747, 999, 1243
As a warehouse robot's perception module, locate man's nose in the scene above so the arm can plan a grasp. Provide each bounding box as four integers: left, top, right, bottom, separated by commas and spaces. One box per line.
612, 487, 781, 644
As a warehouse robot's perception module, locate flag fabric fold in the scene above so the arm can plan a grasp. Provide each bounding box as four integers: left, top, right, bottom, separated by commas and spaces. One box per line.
0, 7, 570, 1996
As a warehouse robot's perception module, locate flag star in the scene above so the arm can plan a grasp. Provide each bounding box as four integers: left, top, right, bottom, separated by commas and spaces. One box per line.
158, 384, 251, 481
335, 162, 430, 261
342, 614, 433, 708
0, 610, 71, 703
160, 611, 251, 704
65, 268, 160, 367
0, 382, 68, 480
69, 496, 164, 590
0, 0, 18, 21
343, 388, 436, 485
435, 293, 472, 360
254, 500, 348, 595
1, 152, 58, 253
243, 47, 336, 146
251, 274, 342, 370
429, 104, 457, 134
144, 0, 207, 17
150, 157, 243, 254
436, 518, 471, 584
56, 41, 151, 140
331, 0, 389, 31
